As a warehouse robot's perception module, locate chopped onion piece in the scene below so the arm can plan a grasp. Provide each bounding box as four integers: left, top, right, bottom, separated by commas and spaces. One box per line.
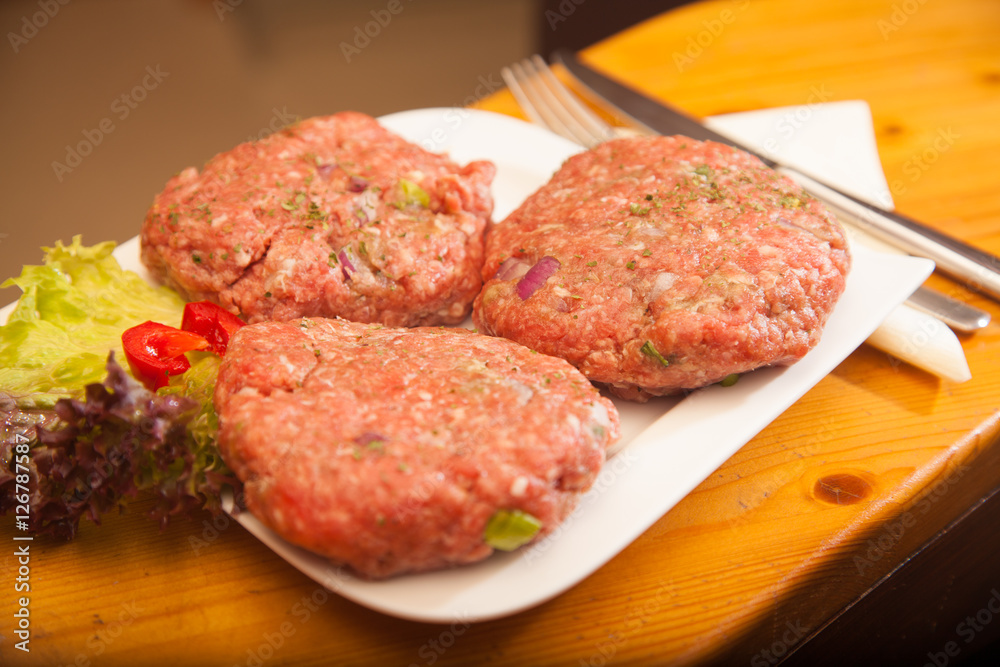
516, 256, 560, 300
338, 250, 356, 280
648, 272, 678, 302
354, 189, 379, 224
317, 163, 336, 179
348, 175, 369, 192
354, 431, 387, 445
494, 258, 531, 282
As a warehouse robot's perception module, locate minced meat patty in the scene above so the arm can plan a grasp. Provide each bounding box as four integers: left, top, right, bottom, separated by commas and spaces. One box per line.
141, 111, 495, 326
473, 135, 851, 401
213, 317, 620, 579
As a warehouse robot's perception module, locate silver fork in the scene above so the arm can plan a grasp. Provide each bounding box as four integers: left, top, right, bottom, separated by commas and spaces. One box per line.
500, 54, 989, 334
501, 54, 635, 148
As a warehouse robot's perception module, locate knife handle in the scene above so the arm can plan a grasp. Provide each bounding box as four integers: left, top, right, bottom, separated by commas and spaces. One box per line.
779, 168, 1000, 302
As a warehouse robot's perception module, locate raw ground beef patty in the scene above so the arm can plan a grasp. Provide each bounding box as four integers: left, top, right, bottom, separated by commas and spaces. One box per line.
213, 317, 620, 579
141, 111, 495, 326
473, 135, 851, 401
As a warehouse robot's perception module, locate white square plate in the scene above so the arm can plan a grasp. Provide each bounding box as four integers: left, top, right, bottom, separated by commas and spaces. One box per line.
223, 108, 933, 623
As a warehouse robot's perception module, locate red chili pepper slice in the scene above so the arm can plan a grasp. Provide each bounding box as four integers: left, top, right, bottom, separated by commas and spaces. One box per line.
122, 321, 211, 390
181, 301, 245, 355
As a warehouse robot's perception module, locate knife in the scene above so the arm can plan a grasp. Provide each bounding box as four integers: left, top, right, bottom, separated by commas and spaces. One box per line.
552, 49, 996, 331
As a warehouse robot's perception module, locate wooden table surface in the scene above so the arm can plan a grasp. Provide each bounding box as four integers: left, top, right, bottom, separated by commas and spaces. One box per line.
4, 0, 1000, 665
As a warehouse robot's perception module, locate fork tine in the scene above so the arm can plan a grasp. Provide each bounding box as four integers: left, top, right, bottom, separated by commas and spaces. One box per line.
502, 55, 615, 148
518, 56, 603, 147
528, 55, 618, 145
501, 63, 547, 127
502, 61, 588, 146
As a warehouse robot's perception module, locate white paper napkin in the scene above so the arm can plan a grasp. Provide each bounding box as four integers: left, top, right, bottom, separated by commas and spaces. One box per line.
705, 102, 971, 382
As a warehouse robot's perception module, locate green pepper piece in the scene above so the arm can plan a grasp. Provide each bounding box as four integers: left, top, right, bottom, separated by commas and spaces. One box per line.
484, 509, 542, 551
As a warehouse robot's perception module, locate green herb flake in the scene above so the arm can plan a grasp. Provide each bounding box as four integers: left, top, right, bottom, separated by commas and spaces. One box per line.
306, 201, 325, 221
720, 373, 740, 387
640, 340, 670, 367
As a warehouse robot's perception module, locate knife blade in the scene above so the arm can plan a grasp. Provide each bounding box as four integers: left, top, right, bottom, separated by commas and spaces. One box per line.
553, 49, 1000, 323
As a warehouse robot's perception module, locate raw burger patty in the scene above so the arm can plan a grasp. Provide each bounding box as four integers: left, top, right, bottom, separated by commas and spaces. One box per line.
473, 135, 851, 401
141, 111, 495, 326
213, 317, 620, 579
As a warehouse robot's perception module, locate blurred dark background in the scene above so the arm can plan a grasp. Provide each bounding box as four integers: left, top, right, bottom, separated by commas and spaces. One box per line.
0, 0, 684, 286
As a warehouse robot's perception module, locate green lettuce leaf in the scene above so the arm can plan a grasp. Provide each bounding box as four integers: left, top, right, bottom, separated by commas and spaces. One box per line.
0, 236, 187, 408
0, 238, 234, 538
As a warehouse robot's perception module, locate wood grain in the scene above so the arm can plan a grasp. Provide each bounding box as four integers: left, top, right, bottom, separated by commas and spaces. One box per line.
4, 0, 1000, 665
